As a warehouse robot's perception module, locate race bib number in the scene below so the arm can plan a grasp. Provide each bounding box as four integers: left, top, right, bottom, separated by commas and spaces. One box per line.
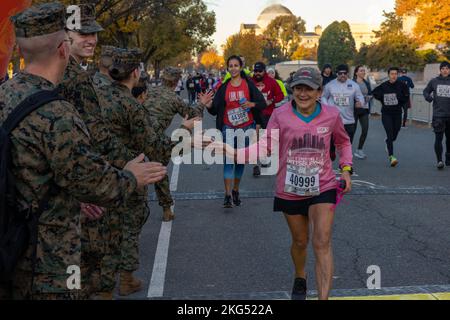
437, 85, 450, 98
284, 159, 320, 196
384, 93, 398, 106
189, 83, 194, 88
333, 94, 350, 107
227, 108, 249, 127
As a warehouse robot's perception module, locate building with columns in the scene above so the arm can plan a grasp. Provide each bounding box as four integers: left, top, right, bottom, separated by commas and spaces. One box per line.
240, 4, 379, 50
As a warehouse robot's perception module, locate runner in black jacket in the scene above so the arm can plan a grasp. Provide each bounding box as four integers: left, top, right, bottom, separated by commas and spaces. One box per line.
372, 67, 409, 167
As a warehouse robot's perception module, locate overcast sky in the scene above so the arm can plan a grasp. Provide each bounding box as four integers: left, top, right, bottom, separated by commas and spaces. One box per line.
206, 0, 396, 50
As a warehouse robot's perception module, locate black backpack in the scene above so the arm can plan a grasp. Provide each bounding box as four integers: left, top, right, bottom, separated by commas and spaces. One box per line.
0, 90, 63, 282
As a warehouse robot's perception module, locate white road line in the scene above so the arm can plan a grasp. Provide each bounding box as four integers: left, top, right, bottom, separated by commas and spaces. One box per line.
147, 218, 173, 298
147, 158, 181, 298
170, 158, 181, 192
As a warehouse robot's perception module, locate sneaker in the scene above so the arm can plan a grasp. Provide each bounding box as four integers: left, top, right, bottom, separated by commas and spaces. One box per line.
223, 195, 233, 208
389, 156, 399, 167
232, 190, 241, 206
253, 165, 261, 177
354, 149, 367, 160
437, 161, 445, 170
291, 277, 307, 300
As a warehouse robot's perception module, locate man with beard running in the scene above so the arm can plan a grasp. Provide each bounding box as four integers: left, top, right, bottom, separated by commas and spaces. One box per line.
251, 61, 284, 176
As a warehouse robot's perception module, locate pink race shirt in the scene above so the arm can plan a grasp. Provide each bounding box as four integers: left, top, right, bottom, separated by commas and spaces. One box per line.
245, 102, 353, 200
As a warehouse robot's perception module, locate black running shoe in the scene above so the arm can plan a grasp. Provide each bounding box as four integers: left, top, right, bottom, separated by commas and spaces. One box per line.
253, 165, 261, 177
437, 161, 445, 170
291, 277, 307, 300
232, 190, 241, 206
223, 195, 233, 208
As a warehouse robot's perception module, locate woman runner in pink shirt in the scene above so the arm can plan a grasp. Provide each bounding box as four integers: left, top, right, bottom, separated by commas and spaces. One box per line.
219, 67, 353, 300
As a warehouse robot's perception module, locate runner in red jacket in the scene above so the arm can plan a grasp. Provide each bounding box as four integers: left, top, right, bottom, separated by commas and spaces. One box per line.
251, 61, 284, 176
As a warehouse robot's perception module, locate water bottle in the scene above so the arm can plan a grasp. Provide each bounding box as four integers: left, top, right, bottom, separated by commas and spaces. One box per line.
239, 97, 250, 112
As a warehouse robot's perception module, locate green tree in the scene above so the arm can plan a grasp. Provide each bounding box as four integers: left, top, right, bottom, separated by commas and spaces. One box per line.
32, 0, 216, 76
135, 0, 216, 77
365, 11, 423, 71
374, 11, 403, 38
263, 15, 306, 60
354, 44, 370, 66
416, 49, 444, 64
317, 21, 356, 70
222, 31, 265, 68
365, 35, 423, 70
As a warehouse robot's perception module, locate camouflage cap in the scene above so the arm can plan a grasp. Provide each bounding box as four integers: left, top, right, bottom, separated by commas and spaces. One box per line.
101, 45, 117, 58
161, 67, 182, 82
109, 48, 142, 78
66, 3, 103, 34
11, 2, 67, 38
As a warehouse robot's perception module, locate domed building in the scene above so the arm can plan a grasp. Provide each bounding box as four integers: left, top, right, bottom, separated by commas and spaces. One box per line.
256, 4, 294, 31
240, 4, 322, 49
239, 4, 379, 51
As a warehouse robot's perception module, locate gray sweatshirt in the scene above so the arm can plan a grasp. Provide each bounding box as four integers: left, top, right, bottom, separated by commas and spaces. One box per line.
423, 75, 450, 118
321, 79, 365, 125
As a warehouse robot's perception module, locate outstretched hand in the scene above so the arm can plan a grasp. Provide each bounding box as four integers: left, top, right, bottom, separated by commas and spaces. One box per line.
198, 91, 214, 108
182, 115, 202, 131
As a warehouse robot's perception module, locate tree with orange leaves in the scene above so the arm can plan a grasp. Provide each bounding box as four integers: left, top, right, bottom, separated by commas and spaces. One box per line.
395, 0, 450, 45
200, 49, 224, 71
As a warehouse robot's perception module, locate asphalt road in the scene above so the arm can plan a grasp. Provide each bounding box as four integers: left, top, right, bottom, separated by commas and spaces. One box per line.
119, 101, 450, 300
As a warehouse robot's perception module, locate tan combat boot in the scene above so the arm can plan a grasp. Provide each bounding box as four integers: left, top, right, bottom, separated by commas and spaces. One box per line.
162, 207, 175, 222
119, 271, 142, 296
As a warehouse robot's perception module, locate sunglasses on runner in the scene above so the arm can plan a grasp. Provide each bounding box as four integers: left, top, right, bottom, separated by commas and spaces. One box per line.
337, 71, 348, 75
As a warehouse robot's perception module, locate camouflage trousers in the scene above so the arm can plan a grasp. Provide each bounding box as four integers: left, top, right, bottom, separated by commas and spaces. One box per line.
97, 210, 121, 292
97, 188, 149, 291
155, 174, 174, 209
0, 270, 81, 300
80, 215, 109, 297
119, 190, 150, 272
152, 148, 174, 209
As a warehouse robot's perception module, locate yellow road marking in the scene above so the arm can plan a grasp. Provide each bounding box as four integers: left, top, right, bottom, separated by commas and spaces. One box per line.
433, 293, 450, 300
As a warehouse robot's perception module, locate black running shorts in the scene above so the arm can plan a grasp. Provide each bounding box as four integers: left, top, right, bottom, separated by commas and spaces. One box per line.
274, 189, 337, 216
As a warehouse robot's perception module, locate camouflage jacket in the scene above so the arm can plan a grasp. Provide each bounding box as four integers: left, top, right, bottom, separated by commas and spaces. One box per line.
0, 72, 137, 293
93, 71, 112, 89
96, 82, 172, 162
59, 56, 133, 168
144, 85, 204, 130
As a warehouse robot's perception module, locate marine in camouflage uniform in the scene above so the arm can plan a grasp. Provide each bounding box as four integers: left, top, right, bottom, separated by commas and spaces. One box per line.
0, 3, 138, 300
58, 4, 134, 298
91, 46, 135, 297
95, 49, 182, 296
93, 45, 115, 89
143, 67, 205, 221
